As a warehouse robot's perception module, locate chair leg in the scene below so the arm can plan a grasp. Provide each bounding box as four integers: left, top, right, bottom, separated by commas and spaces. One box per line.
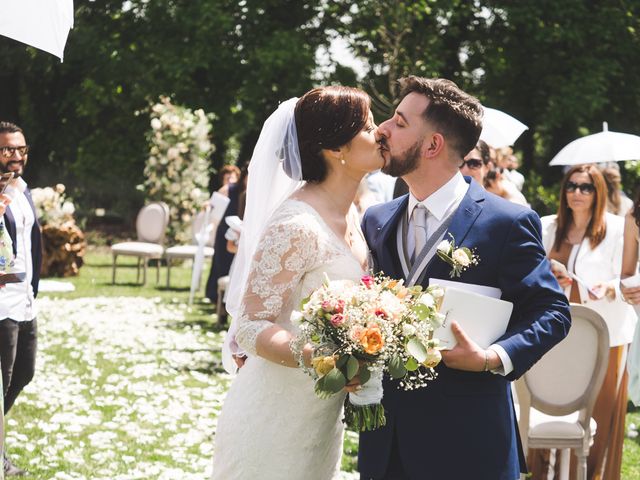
166, 260, 171, 288
136, 257, 141, 283
574, 447, 588, 480
112, 254, 117, 284
142, 258, 148, 285
217, 288, 226, 325
156, 258, 160, 284
559, 448, 571, 480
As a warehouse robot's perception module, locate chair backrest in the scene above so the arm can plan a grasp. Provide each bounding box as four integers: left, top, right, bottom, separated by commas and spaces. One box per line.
136, 202, 170, 244
191, 210, 217, 247
524, 303, 609, 417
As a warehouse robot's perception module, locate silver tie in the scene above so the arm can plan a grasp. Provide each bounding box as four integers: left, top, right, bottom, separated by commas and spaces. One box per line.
412, 204, 428, 264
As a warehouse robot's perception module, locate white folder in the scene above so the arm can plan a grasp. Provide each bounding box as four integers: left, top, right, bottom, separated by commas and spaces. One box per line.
433, 286, 513, 350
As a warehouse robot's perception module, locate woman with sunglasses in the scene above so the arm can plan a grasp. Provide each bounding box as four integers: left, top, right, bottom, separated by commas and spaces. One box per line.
621, 188, 640, 408
530, 164, 637, 479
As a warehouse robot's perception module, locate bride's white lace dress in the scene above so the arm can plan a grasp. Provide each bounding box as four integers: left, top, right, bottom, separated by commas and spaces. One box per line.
212, 199, 366, 480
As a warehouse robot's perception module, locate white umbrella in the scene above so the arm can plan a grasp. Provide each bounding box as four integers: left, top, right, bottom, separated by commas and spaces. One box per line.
0, 0, 74, 61
549, 122, 640, 166
480, 107, 529, 148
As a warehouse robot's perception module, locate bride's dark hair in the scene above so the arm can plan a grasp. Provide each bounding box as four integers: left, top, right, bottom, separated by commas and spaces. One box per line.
295, 86, 370, 183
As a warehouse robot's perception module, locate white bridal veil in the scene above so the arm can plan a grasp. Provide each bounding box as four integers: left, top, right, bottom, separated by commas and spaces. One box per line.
222, 97, 304, 374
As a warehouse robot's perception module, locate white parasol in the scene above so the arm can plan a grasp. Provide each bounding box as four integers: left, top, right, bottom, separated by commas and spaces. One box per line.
0, 0, 74, 61
480, 107, 529, 148
549, 122, 640, 166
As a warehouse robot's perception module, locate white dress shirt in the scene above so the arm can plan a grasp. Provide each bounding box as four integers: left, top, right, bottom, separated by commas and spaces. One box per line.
0, 178, 37, 321
404, 172, 514, 375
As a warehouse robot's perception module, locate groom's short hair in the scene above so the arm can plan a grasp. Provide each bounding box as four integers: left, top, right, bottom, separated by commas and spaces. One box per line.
397, 76, 482, 158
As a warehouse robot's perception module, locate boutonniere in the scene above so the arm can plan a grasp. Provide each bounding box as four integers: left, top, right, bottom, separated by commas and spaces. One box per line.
436, 234, 479, 278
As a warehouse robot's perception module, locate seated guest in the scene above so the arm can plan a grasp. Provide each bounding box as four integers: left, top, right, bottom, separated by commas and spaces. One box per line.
621, 188, 640, 407
484, 168, 528, 206
600, 163, 633, 216
459, 139, 491, 185
533, 164, 636, 479
205, 166, 247, 312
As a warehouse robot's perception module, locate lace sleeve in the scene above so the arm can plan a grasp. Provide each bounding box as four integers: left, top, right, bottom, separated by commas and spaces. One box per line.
235, 210, 322, 356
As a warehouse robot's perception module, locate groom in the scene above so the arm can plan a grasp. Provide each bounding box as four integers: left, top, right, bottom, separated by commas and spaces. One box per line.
359, 77, 571, 480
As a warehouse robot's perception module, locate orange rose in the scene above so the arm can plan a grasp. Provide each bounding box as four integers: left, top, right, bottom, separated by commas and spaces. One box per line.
359, 325, 384, 354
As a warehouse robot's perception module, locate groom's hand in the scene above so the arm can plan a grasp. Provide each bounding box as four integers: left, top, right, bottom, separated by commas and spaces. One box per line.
440, 321, 502, 372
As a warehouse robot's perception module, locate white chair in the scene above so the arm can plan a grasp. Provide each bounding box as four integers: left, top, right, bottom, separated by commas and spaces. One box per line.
164, 210, 216, 288
515, 304, 609, 480
111, 202, 170, 285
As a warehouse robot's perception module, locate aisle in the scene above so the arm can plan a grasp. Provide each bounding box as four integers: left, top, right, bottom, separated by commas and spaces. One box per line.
7, 296, 226, 480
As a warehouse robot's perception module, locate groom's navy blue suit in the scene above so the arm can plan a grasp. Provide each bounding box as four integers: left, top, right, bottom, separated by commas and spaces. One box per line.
359, 178, 571, 480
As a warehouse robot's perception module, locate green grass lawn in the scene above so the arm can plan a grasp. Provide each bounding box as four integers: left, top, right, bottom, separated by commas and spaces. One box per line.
5, 247, 640, 479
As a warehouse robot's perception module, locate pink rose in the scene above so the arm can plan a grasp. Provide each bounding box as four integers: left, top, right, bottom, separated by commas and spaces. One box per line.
321, 300, 334, 312
361, 275, 374, 288
335, 299, 345, 314
330, 314, 345, 327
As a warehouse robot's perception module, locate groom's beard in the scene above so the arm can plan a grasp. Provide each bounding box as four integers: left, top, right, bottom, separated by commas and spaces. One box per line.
381, 140, 421, 177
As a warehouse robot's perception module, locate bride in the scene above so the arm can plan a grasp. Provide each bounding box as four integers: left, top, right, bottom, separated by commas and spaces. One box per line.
211, 86, 384, 479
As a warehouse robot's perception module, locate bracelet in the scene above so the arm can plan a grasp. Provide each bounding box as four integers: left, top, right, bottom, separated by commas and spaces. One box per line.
483, 350, 489, 372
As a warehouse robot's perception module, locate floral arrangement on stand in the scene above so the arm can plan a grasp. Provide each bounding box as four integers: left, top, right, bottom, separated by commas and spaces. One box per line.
293, 274, 445, 431
141, 96, 214, 245
31, 184, 85, 277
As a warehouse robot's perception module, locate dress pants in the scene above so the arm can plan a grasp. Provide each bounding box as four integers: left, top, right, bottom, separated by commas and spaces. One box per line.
0, 318, 37, 413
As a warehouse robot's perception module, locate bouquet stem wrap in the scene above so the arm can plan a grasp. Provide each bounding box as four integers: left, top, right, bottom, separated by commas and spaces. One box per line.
344, 372, 385, 432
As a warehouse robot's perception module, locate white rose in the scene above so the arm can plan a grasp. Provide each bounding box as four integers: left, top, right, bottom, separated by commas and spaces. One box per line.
437, 240, 451, 253
430, 312, 446, 329
417, 293, 435, 308
428, 286, 444, 300
452, 248, 471, 267
402, 323, 416, 337
151, 118, 162, 130
61, 201, 75, 215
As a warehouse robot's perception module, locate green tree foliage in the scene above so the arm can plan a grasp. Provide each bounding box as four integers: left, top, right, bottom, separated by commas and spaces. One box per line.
332, 0, 640, 196
0, 0, 330, 220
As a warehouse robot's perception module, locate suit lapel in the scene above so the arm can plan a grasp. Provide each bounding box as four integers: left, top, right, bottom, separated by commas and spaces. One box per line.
375, 195, 408, 279
420, 180, 485, 284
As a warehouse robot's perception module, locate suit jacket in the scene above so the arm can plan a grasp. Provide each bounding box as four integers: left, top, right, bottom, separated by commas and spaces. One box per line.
359, 178, 571, 480
541, 213, 636, 346
3, 188, 42, 298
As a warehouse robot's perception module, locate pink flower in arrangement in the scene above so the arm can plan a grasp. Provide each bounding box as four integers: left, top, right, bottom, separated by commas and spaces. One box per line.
374, 308, 387, 318
330, 313, 345, 327
321, 300, 334, 312
361, 275, 374, 288
335, 299, 345, 314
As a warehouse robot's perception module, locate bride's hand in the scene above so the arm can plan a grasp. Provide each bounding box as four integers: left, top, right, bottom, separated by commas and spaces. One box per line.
233, 354, 247, 369
344, 376, 362, 393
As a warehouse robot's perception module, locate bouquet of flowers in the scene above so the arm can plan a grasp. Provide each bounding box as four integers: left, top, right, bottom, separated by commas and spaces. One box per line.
0, 221, 15, 272
294, 274, 445, 431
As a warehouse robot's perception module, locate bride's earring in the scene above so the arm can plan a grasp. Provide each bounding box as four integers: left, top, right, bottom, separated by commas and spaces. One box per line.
340, 154, 346, 165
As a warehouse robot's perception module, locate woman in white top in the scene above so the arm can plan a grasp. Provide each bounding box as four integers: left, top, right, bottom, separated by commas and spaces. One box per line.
621, 190, 640, 406
531, 164, 636, 480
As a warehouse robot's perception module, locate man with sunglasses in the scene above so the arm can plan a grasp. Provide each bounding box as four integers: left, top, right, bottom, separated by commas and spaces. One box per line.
0, 121, 42, 476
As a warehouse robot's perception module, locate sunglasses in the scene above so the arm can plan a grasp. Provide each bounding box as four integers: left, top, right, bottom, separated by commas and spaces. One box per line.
460, 158, 483, 170
0, 146, 29, 159
565, 181, 595, 195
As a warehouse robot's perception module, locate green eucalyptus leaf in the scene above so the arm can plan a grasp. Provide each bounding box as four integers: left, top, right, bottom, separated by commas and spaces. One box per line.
389, 355, 407, 379
323, 368, 347, 393
359, 365, 371, 385
345, 355, 359, 380
405, 356, 419, 371
412, 303, 431, 321
407, 338, 428, 363
335, 354, 349, 370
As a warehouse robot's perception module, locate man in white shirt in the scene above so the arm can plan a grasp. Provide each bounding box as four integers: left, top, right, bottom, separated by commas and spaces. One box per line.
0, 122, 42, 476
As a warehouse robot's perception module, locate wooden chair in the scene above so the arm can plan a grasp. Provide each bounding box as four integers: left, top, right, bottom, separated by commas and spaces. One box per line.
164, 210, 216, 288
515, 304, 609, 480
